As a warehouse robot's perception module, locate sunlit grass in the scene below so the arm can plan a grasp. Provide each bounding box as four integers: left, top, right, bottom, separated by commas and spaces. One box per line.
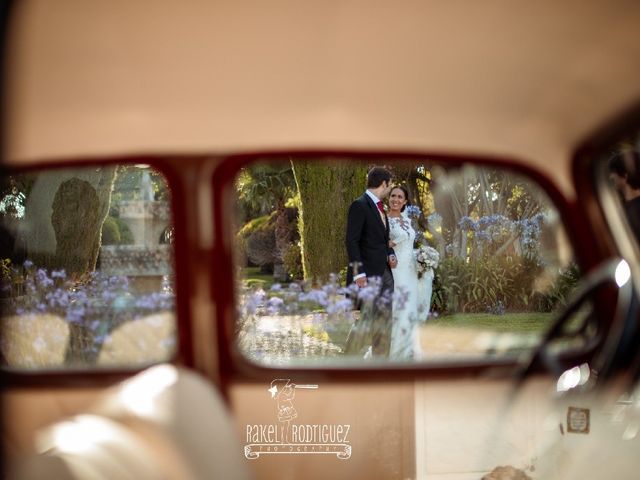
97, 312, 176, 366
1, 314, 69, 367
242, 267, 277, 290
429, 312, 554, 333
1, 311, 176, 368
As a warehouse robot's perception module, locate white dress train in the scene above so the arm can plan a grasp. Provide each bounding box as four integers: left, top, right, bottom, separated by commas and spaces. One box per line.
388, 213, 426, 359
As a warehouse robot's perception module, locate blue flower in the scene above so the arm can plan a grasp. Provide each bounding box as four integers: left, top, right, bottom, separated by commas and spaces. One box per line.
475, 231, 490, 242
458, 216, 477, 231
405, 205, 422, 218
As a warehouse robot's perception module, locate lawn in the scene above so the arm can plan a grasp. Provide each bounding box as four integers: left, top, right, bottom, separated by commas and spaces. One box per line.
242, 267, 278, 290
429, 312, 555, 333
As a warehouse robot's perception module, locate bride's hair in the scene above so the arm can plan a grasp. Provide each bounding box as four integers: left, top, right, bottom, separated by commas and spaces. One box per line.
391, 185, 411, 212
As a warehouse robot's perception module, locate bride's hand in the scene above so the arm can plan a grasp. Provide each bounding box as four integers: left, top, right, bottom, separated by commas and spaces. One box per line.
389, 241, 396, 248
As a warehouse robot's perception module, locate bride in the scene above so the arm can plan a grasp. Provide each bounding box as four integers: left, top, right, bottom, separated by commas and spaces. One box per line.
387, 186, 433, 360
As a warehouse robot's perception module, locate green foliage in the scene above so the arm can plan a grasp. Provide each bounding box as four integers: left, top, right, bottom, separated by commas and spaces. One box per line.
431, 255, 574, 314
241, 267, 276, 289
238, 215, 270, 238
537, 262, 580, 312
114, 218, 134, 244
236, 164, 296, 222
237, 214, 277, 268
0, 258, 11, 282
101, 216, 135, 245
283, 242, 303, 280
302, 325, 330, 343
110, 166, 170, 209
101, 217, 121, 245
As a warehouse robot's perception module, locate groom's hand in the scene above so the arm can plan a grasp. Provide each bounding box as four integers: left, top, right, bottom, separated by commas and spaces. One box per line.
355, 276, 367, 287
388, 254, 398, 269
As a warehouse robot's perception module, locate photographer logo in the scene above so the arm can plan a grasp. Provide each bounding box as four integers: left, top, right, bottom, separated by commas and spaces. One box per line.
244, 379, 351, 460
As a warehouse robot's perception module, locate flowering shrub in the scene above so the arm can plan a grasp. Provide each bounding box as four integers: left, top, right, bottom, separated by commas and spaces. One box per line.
1, 260, 175, 364
457, 213, 545, 258
237, 274, 405, 362
418, 210, 580, 315
430, 255, 577, 314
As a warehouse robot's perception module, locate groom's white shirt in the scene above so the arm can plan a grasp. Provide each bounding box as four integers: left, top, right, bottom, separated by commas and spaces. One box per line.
365, 189, 380, 205
354, 190, 384, 281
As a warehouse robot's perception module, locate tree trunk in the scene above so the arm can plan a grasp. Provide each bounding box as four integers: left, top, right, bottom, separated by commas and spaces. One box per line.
18, 167, 117, 365
291, 160, 367, 283
273, 202, 290, 282
20, 167, 117, 274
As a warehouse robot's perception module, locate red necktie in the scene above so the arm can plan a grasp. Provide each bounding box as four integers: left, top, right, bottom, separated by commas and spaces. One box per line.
376, 201, 384, 213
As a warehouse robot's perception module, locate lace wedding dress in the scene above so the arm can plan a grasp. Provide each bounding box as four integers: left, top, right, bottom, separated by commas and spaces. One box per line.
388, 213, 423, 359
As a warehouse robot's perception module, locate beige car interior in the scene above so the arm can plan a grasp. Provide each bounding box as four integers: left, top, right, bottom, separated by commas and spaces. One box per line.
3, 0, 640, 479
5, 365, 251, 479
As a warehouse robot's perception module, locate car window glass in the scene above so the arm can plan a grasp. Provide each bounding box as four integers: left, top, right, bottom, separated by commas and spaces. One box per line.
0, 164, 176, 369
233, 157, 583, 366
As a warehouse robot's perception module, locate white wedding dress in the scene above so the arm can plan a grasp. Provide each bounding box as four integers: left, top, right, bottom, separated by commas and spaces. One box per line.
388, 213, 426, 360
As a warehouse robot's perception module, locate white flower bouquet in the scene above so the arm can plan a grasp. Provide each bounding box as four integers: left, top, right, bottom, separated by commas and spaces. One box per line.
414, 245, 439, 279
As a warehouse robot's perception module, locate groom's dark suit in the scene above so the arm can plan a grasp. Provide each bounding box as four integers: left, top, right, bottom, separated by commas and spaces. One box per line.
345, 193, 395, 356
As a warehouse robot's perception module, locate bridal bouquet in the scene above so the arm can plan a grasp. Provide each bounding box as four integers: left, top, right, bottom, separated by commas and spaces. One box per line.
414, 244, 439, 279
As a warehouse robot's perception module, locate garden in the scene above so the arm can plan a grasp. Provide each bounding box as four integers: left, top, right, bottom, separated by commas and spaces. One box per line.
235, 159, 580, 364
0, 165, 176, 368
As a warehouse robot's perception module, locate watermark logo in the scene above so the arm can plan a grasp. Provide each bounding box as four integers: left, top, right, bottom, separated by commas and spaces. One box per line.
244, 379, 352, 460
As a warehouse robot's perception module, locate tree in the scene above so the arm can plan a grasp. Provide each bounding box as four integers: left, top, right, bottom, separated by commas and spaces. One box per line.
18, 167, 117, 276
291, 160, 367, 283
236, 164, 297, 280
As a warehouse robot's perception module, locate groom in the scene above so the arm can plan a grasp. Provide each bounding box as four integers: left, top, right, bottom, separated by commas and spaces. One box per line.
345, 166, 396, 356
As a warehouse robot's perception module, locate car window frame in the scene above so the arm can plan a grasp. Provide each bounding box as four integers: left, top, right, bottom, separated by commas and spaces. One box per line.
573, 102, 640, 287
212, 149, 604, 383
0, 156, 193, 387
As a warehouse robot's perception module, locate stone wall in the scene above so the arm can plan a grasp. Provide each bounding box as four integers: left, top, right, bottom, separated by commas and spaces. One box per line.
99, 245, 172, 276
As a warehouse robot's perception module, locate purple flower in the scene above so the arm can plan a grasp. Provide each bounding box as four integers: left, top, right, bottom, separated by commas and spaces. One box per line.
23, 260, 33, 269
326, 298, 353, 315
66, 306, 86, 324
357, 285, 378, 303
299, 289, 329, 307
35, 269, 54, 288
51, 270, 66, 279
243, 291, 265, 315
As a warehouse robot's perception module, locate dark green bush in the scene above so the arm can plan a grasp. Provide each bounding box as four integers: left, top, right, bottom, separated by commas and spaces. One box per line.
114, 217, 134, 244
536, 262, 580, 312
237, 214, 277, 268
101, 216, 135, 245
101, 216, 121, 245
